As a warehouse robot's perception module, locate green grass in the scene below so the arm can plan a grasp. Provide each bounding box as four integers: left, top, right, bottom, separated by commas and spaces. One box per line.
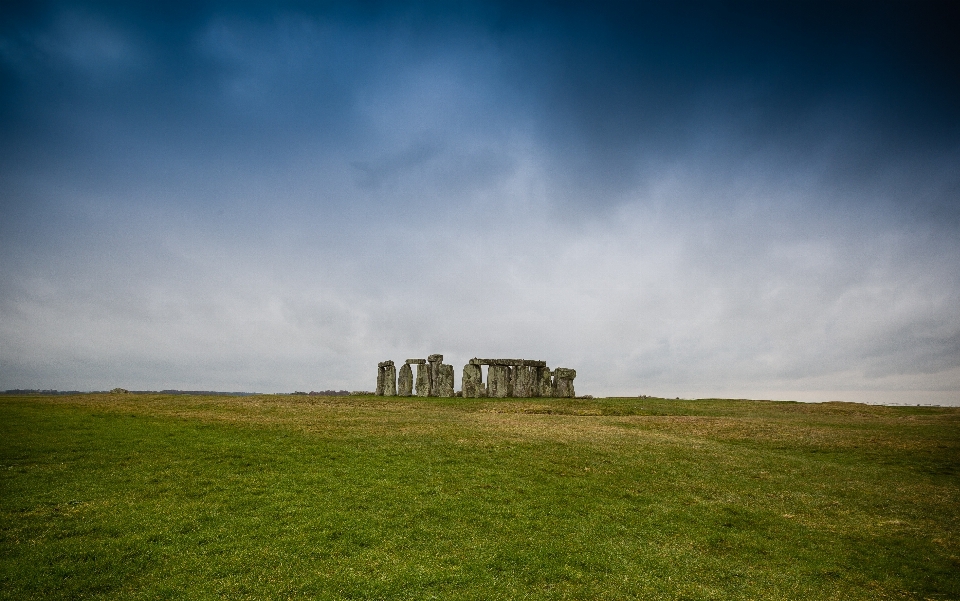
1, 394, 958, 600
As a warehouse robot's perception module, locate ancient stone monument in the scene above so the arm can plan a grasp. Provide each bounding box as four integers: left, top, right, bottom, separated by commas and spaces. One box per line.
407, 358, 429, 397
435, 365, 454, 397
553, 367, 577, 398
397, 362, 413, 396
462, 359, 576, 398
375, 354, 577, 398
376, 360, 396, 396
461, 363, 483, 398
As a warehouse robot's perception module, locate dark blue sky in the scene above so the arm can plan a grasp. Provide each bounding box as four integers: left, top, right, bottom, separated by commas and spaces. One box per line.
1, 1, 958, 401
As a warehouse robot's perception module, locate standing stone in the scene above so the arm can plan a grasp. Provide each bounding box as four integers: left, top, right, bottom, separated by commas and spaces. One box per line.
488, 365, 511, 398
554, 367, 576, 398
397, 363, 413, 396
427, 354, 443, 397
461, 363, 484, 398
538, 367, 553, 397
513, 365, 538, 398
376, 360, 394, 396
435, 364, 455, 397
527, 365, 541, 398
382, 363, 397, 396
415, 362, 432, 397
511, 364, 527, 398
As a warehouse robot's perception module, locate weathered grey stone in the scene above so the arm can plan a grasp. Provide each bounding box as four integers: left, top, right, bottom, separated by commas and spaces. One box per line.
376, 361, 395, 395
538, 366, 553, 397
525, 365, 541, 398
427, 354, 443, 397
554, 367, 576, 398
380, 355, 576, 399
510, 367, 525, 398
415, 362, 432, 397
513, 365, 537, 398
375, 361, 397, 396
435, 364, 455, 397
461, 363, 484, 398
398, 363, 413, 396
487, 365, 512, 398
469, 358, 546, 367
382, 363, 397, 396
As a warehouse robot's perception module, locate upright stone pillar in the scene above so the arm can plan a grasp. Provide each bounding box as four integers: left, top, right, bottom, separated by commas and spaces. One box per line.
414, 361, 431, 397
435, 364, 455, 397
376, 360, 394, 396
488, 365, 510, 398
461, 363, 484, 398
511, 364, 526, 398
526, 366, 541, 398
427, 354, 443, 397
398, 362, 414, 396
513, 365, 538, 398
554, 368, 576, 398
538, 367, 553, 397
382, 362, 397, 396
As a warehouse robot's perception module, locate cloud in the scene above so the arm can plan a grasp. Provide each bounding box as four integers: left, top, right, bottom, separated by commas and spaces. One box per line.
0, 1, 957, 402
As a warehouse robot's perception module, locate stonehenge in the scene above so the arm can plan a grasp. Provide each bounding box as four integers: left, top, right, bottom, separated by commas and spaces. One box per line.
461, 363, 483, 398
376, 355, 578, 398
397, 363, 413, 396
376, 361, 396, 396
487, 365, 511, 398
553, 368, 577, 398
435, 364, 455, 398
413, 360, 431, 397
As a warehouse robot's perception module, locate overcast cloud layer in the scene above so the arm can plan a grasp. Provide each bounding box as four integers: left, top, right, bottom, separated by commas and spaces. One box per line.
1, 1, 958, 403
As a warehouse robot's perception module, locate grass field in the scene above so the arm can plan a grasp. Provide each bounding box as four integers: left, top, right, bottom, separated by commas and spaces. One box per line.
1, 393, 958, 600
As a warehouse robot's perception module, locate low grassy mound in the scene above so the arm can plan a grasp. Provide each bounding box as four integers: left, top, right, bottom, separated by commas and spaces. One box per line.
1, 394, 958, 600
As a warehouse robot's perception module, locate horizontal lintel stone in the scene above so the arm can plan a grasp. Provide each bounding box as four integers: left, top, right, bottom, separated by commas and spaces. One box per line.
469, 358, 546, 367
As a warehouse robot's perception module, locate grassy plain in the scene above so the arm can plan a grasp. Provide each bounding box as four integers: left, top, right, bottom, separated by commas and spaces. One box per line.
1, 393, 958, 600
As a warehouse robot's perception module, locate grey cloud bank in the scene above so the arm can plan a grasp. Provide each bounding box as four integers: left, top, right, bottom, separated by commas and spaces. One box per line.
1, 1, 958, 404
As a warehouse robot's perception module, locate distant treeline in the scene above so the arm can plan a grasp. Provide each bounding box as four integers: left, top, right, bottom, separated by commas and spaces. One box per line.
3, 389, 259, 396
4, 389, 86, 395
145, 390, 261, 396
3, 389, 365, 396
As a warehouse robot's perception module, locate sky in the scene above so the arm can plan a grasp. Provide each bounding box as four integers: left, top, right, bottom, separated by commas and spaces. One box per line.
1, 1, 958, 403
